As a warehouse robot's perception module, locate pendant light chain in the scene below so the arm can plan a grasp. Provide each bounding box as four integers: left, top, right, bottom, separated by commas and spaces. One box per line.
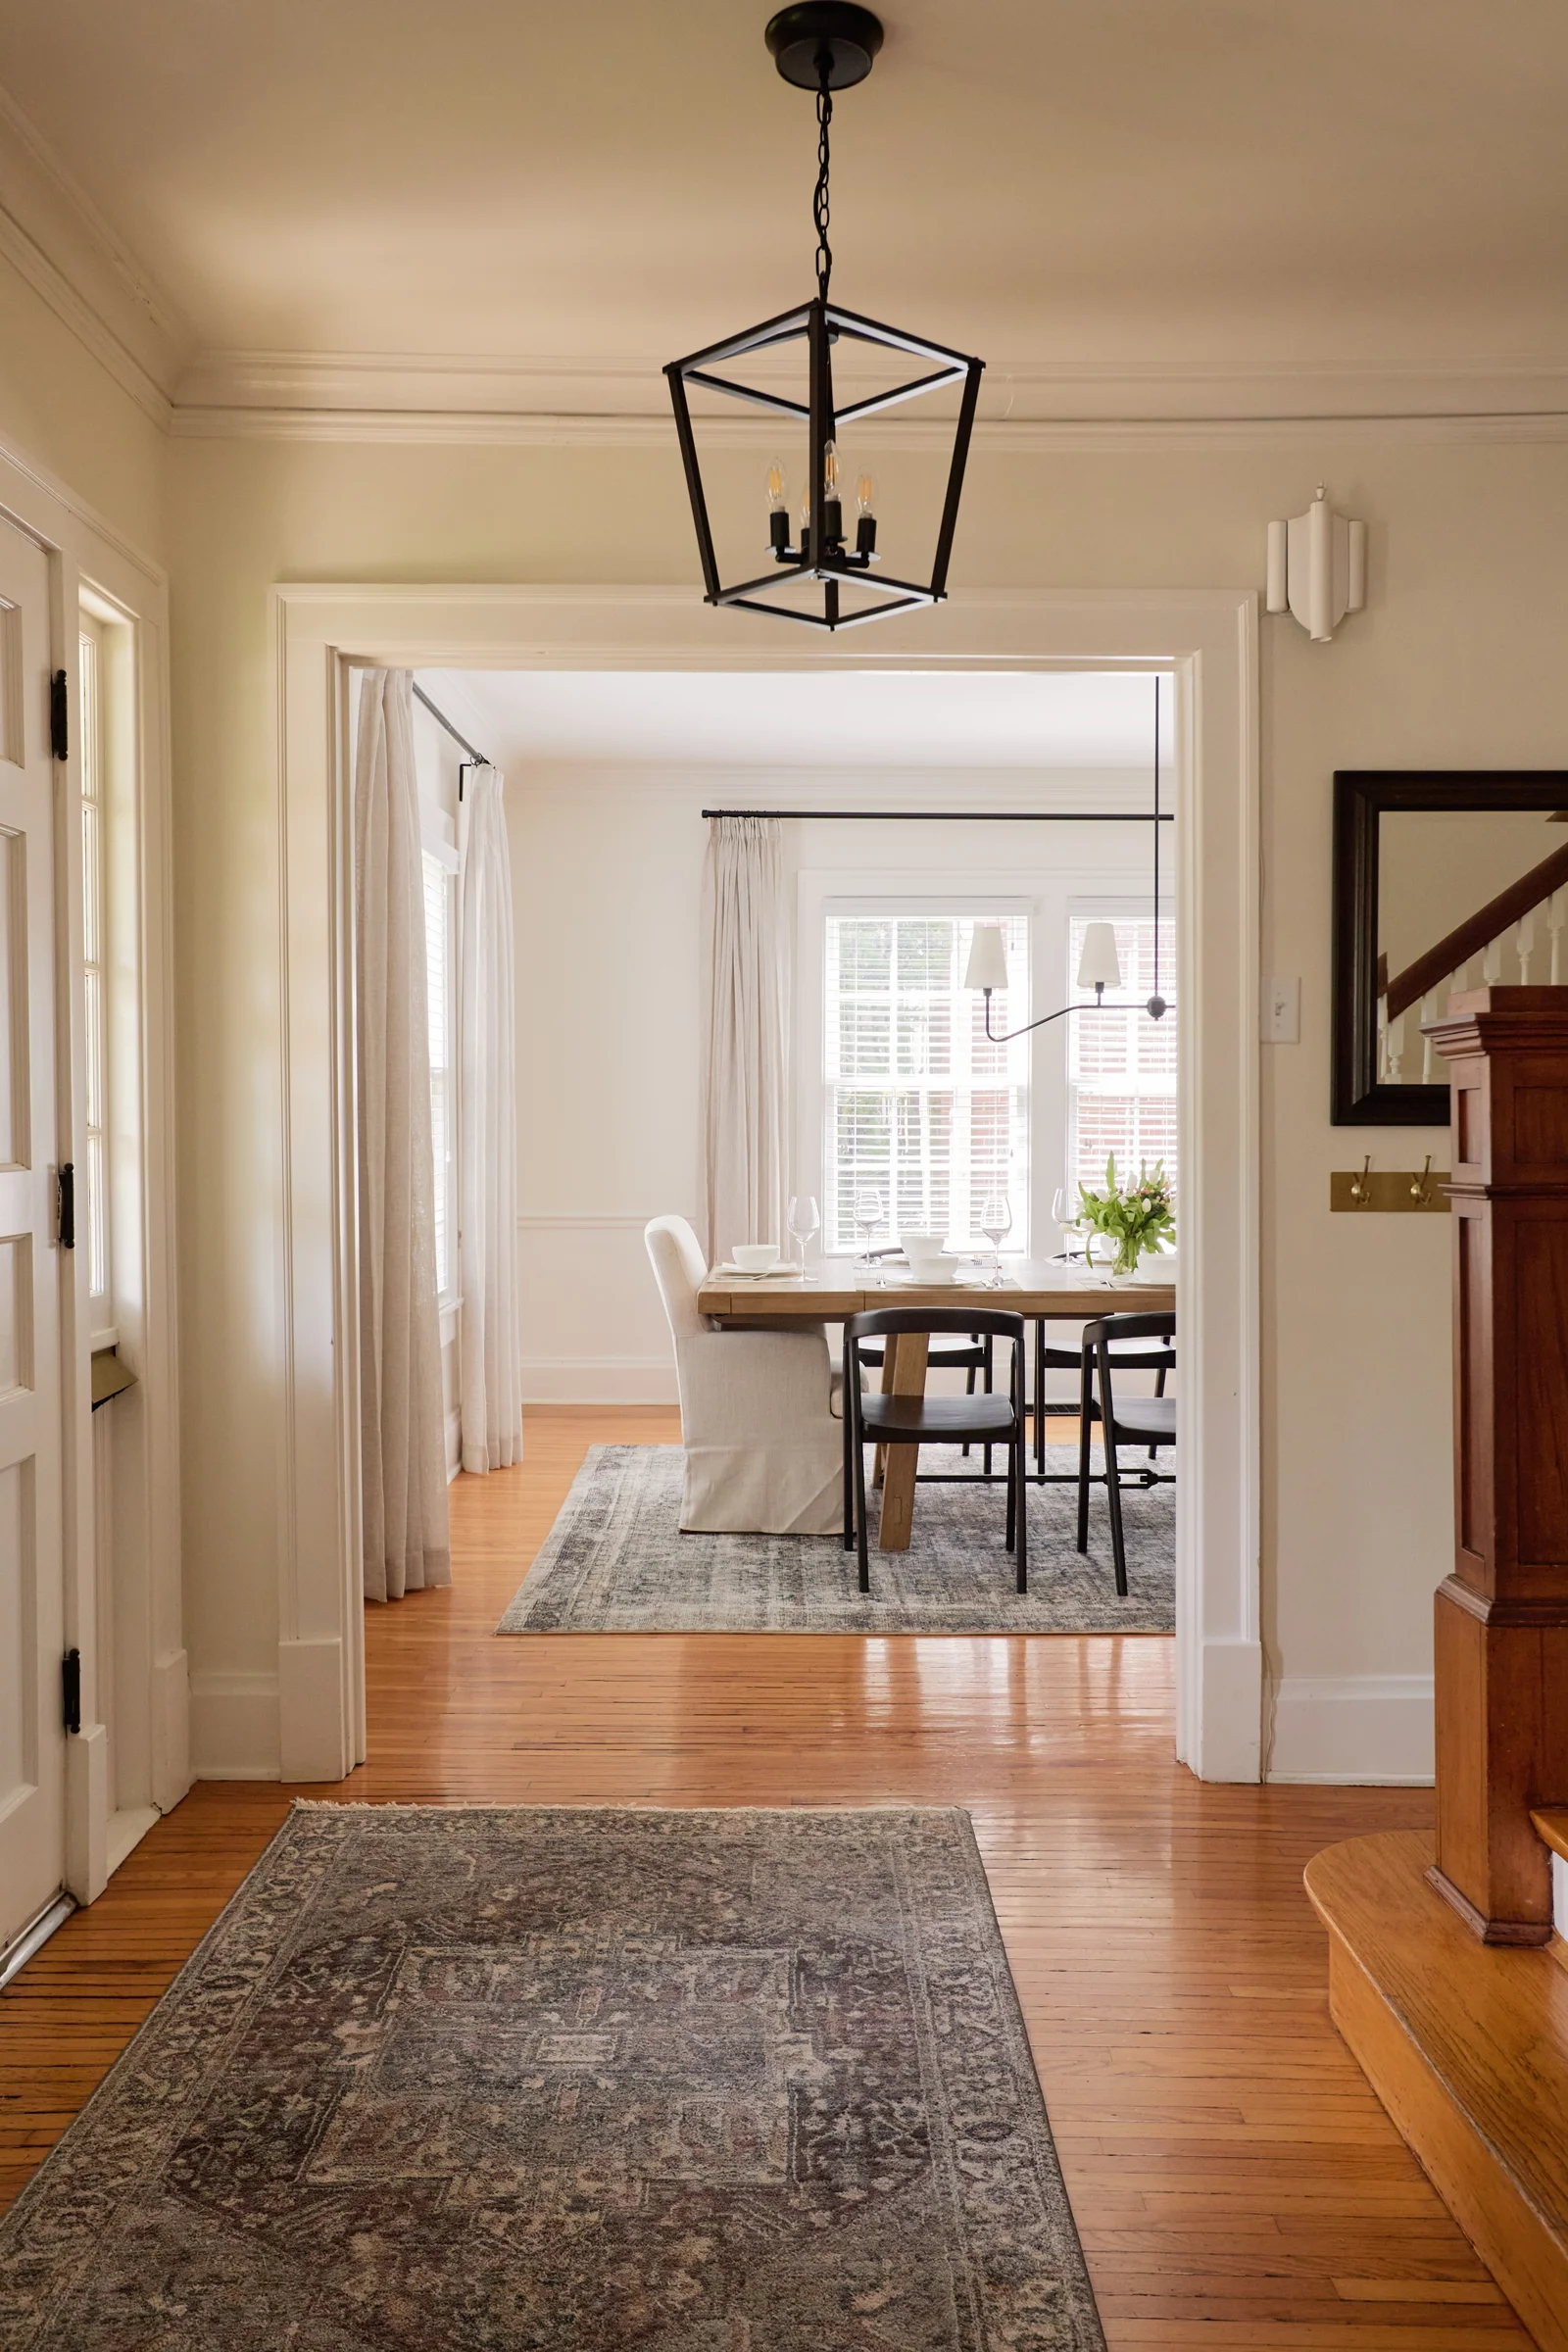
813, 66, 834, 302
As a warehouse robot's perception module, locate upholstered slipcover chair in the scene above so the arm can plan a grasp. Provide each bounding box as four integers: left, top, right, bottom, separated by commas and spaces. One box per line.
645, 1215, 843, 1536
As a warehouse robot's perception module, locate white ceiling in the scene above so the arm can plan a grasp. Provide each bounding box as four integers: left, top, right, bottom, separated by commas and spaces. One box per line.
419, 667, 1174, 772
0, 1, 1563, 391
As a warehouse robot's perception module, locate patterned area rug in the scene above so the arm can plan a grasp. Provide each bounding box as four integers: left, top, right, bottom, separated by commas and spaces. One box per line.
499, 1443, 1174, 1634
0, 1804, 1105, 2352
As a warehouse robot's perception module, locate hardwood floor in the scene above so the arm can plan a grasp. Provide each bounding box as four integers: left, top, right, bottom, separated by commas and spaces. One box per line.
0, 1407, 1525, 2347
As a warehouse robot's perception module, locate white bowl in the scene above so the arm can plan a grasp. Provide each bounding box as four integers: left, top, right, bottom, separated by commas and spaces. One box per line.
732, 1242, 780, 1274
900, 1233, 951, 1279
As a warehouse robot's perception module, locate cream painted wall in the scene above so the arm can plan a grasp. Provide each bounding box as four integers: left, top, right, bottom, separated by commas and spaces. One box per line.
0, 253, 164, 560
504, 761, 1154, 1400
162, 426, 1568, 1782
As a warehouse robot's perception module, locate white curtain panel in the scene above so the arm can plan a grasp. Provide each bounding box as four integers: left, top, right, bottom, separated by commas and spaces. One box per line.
355, 668, 451, 1600
699, 815, 791, 1265
459, 763, 524, 1473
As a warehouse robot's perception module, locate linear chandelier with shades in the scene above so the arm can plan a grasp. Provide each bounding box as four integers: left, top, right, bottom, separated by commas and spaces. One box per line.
664, 4, 985, 631
962, 678, 1172, 1036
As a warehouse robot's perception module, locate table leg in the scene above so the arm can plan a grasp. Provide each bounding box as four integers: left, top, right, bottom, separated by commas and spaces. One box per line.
878, 1332, 929, 1550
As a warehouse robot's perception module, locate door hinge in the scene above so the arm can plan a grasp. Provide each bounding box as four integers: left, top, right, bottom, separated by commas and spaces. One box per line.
57, 1161, 74, 1250
62, 1649, 80, 1737
50, 669, 68, 763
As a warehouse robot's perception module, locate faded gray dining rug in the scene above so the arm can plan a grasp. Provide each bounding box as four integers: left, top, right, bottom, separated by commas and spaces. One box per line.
0, 1803, 1106, 2352
500, 1442, 1174, 1635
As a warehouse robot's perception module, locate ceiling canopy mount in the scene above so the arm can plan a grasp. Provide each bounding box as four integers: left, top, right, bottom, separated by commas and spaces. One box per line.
763, 3, 885, 91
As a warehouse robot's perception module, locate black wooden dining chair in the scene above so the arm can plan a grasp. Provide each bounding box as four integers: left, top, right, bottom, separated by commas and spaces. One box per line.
858, 1250, 995, 1462
1033, 1316, 1174, 1477
1077, 1312, 1176, 1595
842, 1307, 1028, 1595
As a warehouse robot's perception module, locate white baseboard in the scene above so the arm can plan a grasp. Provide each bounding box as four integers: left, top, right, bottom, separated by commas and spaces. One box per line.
189, 1670, 281, 1782
65, 1724, 109, 1904
279, 1637, 352, 1783
445, 1404, 462, 1482
522, 1354, 678, 1405
107, 1804, 160, 1877
1268, 1673, 1435, 1785
151, 1646, 191, 1812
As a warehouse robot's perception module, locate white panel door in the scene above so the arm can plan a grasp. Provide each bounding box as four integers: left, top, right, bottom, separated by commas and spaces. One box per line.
0, 514, 63, 1948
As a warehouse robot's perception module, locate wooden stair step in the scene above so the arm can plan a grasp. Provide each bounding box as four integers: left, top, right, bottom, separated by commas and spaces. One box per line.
1306, 1828, 1568, 2352
1531, 1808, 1568, 1867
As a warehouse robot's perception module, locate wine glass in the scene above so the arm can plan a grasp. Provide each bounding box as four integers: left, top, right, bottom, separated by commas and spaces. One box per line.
854, 1187, 883, 1270
1052, 1185, 1082, 1259
980, 1192, 1011, 1286
788, 1193, 820, 1276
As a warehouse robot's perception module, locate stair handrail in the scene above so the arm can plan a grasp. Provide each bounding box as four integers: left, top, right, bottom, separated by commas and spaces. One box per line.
1384, 839, 1568, 1021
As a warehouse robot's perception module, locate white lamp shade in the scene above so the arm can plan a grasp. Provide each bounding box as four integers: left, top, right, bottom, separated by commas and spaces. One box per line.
1076, 921, 1123, 993
963, 924, 1010, 992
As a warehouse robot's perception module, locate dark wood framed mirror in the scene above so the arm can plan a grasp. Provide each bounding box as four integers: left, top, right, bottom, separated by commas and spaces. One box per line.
1331, 770, 1568, 1124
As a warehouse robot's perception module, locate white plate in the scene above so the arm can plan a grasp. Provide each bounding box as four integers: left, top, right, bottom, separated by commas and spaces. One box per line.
714, 1262, 803, 1279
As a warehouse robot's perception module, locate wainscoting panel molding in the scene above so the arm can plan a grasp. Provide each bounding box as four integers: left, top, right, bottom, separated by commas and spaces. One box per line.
517, 1214, 678, 1403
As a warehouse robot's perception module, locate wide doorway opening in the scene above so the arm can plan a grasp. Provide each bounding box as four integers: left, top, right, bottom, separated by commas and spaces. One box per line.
275, 583, 1257, 1787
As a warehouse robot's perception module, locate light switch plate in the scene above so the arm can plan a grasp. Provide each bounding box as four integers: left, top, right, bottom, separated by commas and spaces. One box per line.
1263, 975, 1301, 1043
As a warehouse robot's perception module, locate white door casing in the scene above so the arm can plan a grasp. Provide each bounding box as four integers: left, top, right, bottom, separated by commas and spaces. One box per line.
0, 430, 184, 1917
0, 511, 65, 1946
271, 584, 1260, 1788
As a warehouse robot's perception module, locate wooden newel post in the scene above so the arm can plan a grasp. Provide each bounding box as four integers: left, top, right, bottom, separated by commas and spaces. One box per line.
1426, 986, 1568, 1943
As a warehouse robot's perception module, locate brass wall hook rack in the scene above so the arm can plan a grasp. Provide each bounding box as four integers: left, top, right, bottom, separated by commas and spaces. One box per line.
1331, 1157, 1450, 1213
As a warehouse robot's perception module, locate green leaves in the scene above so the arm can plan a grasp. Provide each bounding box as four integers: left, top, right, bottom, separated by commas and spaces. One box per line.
1076, 1157, 1176, 1273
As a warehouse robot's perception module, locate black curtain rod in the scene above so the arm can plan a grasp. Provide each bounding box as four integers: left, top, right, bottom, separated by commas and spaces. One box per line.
412, 682, 490, 769
700, 808, 1174, 823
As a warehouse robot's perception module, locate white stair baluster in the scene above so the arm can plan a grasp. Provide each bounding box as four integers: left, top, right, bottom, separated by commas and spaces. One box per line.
1483, 934, 1504, 986
1387, 1009, 1406, 1080
1551, 887, 1567, 983
1421, 988, 1443, 1082
1516, 906, 1537, 983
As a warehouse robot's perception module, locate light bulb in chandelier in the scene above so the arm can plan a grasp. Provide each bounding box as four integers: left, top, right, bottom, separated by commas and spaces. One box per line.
766, 457, 790, 555
856, 466, 877, 559
822, 439, 843, 548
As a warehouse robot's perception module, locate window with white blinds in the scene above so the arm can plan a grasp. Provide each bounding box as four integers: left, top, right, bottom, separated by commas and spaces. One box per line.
422, 849, 458, 1299
77, 626, 109, 1307
1067, 913, 1177, 1200
822, 912, 1029, 1253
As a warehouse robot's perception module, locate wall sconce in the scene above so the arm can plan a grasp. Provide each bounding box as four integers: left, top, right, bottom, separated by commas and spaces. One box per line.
1266, 485, 1367, 643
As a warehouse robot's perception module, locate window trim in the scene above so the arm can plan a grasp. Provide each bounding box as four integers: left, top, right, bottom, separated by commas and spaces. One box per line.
77, 612, 112, 1331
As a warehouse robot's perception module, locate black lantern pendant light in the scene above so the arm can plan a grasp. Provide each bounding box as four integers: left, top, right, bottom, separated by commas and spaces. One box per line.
664, 4, 985, 631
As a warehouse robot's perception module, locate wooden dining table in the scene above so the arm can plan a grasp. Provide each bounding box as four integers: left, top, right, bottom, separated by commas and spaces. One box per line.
696, 1257, 1176, 1551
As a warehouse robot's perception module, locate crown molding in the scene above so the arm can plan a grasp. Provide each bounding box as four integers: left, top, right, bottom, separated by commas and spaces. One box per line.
0, 94, 1561, 459
173, 346, 1568, 428
1, 118, 1562, 456
0, 86, 187, 427
168, 347, 1568, 447
171, 401, 1568, 452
